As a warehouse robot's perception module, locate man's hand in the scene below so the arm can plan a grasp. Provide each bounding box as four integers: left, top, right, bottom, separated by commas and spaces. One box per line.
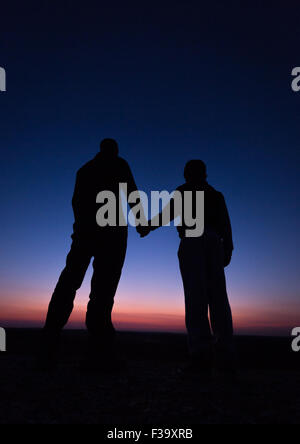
136, 225, 152, 238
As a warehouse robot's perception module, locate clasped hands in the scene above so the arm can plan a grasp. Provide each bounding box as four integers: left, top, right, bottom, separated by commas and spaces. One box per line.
136, 223, 153, 238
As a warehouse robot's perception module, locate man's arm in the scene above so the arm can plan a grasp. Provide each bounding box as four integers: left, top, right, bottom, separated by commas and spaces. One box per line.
138, 189, 182, 238
72, 171, 82, 222
71, 169, 91, 231
121, 160, 148, 231
123, 161, 139, 206
219, 193, 234, 266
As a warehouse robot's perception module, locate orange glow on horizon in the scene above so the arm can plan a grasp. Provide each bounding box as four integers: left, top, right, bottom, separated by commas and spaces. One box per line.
0, 287, 299, 335
0, 300, 298, 336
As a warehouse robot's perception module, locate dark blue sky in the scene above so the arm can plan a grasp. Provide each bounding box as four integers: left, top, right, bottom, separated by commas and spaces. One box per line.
1, 1, 300, 333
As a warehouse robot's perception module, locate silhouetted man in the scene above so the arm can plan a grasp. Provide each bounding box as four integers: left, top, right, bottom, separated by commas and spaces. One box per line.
142, 160, 235, 375
41, 139, 143, 369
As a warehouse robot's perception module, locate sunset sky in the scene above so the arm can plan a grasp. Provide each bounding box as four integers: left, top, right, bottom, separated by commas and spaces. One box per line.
1, 2, 300, 336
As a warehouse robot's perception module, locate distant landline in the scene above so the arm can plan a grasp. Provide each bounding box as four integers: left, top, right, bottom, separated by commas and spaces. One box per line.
0, 67, 6, 92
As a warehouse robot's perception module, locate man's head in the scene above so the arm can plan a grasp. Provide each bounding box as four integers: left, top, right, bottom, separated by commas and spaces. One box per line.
100, 138, 119, 157
184, 160, 207, 183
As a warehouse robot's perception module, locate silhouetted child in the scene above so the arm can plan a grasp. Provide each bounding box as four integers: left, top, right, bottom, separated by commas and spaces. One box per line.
142, 160, 236, 377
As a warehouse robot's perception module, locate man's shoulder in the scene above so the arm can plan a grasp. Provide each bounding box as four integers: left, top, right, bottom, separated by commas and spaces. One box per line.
76, 155, 131, 178
76, 159, 95, 177
176, 183, 186, 192
176, 182, 222, 195
205, 183, 225, 199
117, 156, 130, 168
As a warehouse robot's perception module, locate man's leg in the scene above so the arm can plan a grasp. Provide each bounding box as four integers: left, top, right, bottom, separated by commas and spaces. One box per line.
85, 234, 127, 347
206, 233, 233, 342
45, 238, 92, 332
178, 238, 212, 359
38, 238, 92, 369
206, 232, 235, 371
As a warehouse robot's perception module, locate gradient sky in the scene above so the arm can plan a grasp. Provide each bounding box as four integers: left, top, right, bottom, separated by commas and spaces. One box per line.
1, 1, 300, 335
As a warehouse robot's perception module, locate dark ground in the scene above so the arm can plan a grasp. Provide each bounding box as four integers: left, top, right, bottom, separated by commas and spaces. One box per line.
0, 329, 299, 424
